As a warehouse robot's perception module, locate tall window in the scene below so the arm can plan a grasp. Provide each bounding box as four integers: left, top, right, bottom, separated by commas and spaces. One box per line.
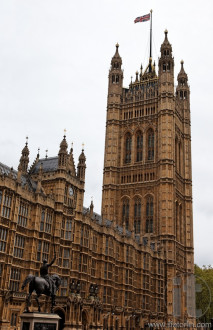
91, 259, 96, 277
18, 201, 29, 227
136, 132, 143, 162
60, 277, 68, 296
9, 268, 21, 291
11, 313, 18, 327
147, 129, 154, 161
125, 133, 132, 164
146, 196, 153, 233
40, 209, 53, 233
45, 211, 53, 233
2, 193, 12, 218
92, 234, 97, 252
59, 248, 70, 268
134, 199, 141, 234
37, 241, 50, 261
80, 226, 89, 247
0, 263, 3, 284
122, 199, 129, 230
104, 262, 113, 280
40, 210, 45, 231
61, 218, 72, 240
0, 227, 7, 252
0, 190, 2, 208
13, 235, 25, 258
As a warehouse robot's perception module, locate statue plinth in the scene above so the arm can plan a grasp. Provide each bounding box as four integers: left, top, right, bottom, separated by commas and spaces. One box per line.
20, 312, 61, 330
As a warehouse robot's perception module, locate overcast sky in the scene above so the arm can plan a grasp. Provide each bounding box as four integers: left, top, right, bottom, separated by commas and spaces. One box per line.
0, 0, 212, 267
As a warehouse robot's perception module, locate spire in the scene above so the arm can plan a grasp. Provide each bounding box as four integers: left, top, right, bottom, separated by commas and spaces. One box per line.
90, 197, 94, 217
160, 29, 172, 56
111, 43, 122, 65
18, 137, 30, 174
77, 144, 86, 182
58, 131, 68, 169
177, 60, 188, 85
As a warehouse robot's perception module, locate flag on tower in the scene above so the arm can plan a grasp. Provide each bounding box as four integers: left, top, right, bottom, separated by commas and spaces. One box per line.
134, 13, 150, 23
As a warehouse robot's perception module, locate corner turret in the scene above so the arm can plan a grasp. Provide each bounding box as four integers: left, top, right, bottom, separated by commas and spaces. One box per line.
18, 137, 30, 174
58, 134, 68, 169
176, 60, 189, 101
108, 43, 123, 98
158, 30, 174, 92
77, 146, 86, 182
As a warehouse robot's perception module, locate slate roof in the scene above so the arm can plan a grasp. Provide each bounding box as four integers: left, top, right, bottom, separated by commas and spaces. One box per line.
0, 162, 37, 191
31, 157, 58, 174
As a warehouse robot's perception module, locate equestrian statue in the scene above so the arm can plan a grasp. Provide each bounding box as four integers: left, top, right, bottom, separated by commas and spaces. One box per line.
21, 253, 61, 313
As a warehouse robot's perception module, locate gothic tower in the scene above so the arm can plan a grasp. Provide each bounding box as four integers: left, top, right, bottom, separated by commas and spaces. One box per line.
102, 31, 194, 322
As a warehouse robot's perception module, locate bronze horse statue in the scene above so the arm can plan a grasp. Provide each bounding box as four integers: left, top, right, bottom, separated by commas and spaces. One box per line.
22, 273, 61, 313
22, 254, 61, 313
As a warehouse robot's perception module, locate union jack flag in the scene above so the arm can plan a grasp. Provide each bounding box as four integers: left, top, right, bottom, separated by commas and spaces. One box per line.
134, 13, 150, 23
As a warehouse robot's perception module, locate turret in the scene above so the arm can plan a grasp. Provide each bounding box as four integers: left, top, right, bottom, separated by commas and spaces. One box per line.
176, 60, 189, 102
158, 30, 174, 92
108, 43, 123, 98
77, 146, 86, 182
58, 134, 68, 169
18, 137, 30, 174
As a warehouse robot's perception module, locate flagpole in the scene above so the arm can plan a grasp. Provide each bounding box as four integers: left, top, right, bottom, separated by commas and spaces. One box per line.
150, 9, 153, 59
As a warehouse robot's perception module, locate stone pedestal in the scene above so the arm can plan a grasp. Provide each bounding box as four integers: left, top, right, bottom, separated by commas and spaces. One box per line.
20, 313, 61, 330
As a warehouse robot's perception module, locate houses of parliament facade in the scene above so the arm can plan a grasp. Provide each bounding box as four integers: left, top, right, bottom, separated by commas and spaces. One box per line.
0, 31, 194, 329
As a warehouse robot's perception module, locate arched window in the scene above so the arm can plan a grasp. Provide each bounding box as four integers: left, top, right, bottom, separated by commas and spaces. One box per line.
122, 199, 129, 230
163, 63, 166, 72
134, 198, 141, 234
147, 129, 154, 161
116, 75, 119, 83
112, 75, 115, 83
125, 134, 132, 164
146, 196, 153, 233
136, 132, 143, 162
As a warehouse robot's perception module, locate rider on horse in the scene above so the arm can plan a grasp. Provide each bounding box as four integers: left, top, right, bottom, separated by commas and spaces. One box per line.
40, 253, 56, 296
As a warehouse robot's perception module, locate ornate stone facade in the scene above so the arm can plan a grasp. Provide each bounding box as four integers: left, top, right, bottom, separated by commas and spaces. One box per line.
0, 31, 194, 330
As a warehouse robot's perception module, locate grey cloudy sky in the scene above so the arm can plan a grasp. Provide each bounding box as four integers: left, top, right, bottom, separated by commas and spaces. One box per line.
0, 0, 212, 267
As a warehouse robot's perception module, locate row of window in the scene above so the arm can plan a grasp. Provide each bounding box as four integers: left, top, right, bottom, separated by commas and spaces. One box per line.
124, 129, 154, 164
121, 172, 155, 184
123, 106, 156, 120
124, 88, 157, 103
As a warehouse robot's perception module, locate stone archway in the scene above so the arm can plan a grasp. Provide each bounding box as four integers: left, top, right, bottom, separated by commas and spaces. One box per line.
54, 308, 65, 330
82, 310, 88, 330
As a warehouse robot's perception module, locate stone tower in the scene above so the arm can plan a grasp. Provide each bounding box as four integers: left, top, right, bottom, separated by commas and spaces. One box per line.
102, 31, 194, 322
